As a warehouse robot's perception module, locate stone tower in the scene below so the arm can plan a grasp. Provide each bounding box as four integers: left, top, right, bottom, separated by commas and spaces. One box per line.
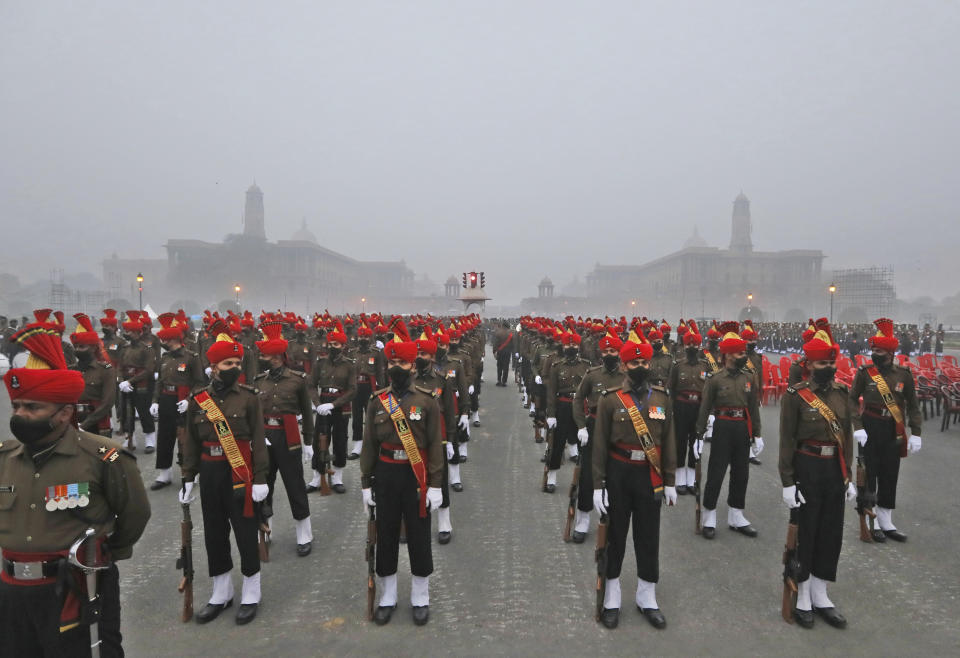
730, 191, 752, 253
243, 183, 266, 239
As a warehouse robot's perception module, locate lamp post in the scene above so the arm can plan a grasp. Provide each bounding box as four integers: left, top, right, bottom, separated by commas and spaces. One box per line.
747, 292, 753, 316
828, 284, 837, 322
235, 285, 241, 310
361, 297, 366, 313
136, 273, 143, 308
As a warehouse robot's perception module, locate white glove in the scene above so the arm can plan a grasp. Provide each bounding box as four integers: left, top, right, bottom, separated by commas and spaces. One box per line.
546, 417, 557, 429
664, 486, 677, 506
362, 487, 375, 507
251, 483, 269, 502
375, 340, 384, 350
154, 372, 159, 380
446, 443, 454, 460
853, 429, 868, 447
426, 487, 443, 510
845, 481, 857, 502
316, 403, 334, 416
577, 428, 589, 446
302, 443, 314, 461
704, 414, 715, 438
458, 415, 469, 430
178, 482, 196, 504
118, 381, 133, 393
692, 438, 704, 460
529, 403, 536, 414
264, 436, 271, 446
907, 434, 921, 454
176, 399, 189, 414
782, 485, 805, 509
468, 384, 475, 395
534, 375, 543, 385
149, 402, 159, 417
514, 352, 519, 358
752, 437, 764, 456
204, 366, 212, 378
593, 489, 608, 516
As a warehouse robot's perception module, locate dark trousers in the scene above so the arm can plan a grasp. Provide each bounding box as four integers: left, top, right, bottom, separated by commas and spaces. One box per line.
265, 428, 310, 521
496, 352, 510, 384
0, 563, 122, 658
548, 401, 576, 470
863, 417, 902, 509
352, 382, 373, 441
577, 418, 595, 512
315, 411, 349, 468
199, 461, 260, 577
794, 453, 845, 582
604, 458, 661, 583
673, 401, 700, 468
155, 394, 183, 470
470, 364, 482, 412
703, 419, 750, 510
440, 442, 451, 509
373, 461, 433, 577
122, 389, 155, 435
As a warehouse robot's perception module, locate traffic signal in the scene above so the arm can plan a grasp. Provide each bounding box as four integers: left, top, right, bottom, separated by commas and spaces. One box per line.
462, 273, 467, 288
480, 272, 485, 288
469, 272, 477, 288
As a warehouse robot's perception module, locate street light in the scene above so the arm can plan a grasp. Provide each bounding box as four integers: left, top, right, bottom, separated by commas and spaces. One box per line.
361, 297, 366, 313
136, 273, 144, 308
828, 284, 837, 322
235, 285, 241, 310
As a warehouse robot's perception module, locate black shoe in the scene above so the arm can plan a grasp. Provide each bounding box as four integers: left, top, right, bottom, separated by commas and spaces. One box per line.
235, 603, 258, 625
347, 453, 360, 460
570, 455, 580, 466
195, 599, 232, 624
749, 457, 762, 465
297, 542, 312, 557
451, 483, 463, 493
686, 485, 698, 496
529, 410, 536, 417
459, 456, 468, 463
373, 605, 395, 625
572, 531, 586, 544
814, 606, 847, 629
540, 454, 547, 463
332, 484, 346, 494
702, 526, 716, 540
676, 486, 688, 496
729, 524, 758, 537
600, 607, 619, 629
473, 420, 480, 427
144, 446, 155, 454
150, 480, 171, 491
794, 608, 815, 628
871, 529, 887, 543
883, 529, 908, 542
543, 484, 556, 494
438, 531, 451, 545
638, 606, 667, 629
412, 605, 430, 626
305, 484, 319, 493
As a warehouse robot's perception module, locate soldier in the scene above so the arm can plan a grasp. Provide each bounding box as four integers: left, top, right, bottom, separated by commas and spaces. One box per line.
350, 322, 385, 459
253, 321, 315, 556
779, 319, 857, 629
740, 321, 764, 465
68, 313, 117, 438
435, 328, 470, 494
0, 318, 150, 656
544, 331, 591, 493
463, 317, 484, 426
180, 327, 269, 625
308, 321, 356, 494
646, 326, 674, 389
593, 337, 677, 630
117, 311, 157, 453
849, 318, 922, 542
571, 330, 623, 541
659, 320, 676, 356
361, 322, 444, 626
147, 313, 204, 491
695, 322, 763, 539
286, 319, 315, 374
667, 321, 708, 495
492, 321, 514, 386
789, 321, 818, 385
100, 308, 125, 367
447, 327, 475, 461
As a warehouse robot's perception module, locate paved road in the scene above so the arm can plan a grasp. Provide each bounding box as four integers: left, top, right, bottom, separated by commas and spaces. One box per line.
4, 353, 959, 656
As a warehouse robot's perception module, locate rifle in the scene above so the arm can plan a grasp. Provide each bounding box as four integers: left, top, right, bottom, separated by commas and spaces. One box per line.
856, 445, 877, 542
693, 454, 702, 535
366, 505, 377, 621
175, 503, 194, 622
258, 502, 271, 562
541, 433, 553, 491
781, 507, 800, 623
562, 462, 581, 542
595, 514, 609, 622
314, 413, 333, 495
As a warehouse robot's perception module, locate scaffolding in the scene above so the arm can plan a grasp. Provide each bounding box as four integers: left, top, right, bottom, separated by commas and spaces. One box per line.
829, 266, 895, 322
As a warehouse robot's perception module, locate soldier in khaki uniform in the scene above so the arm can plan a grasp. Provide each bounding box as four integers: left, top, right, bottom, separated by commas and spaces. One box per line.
779, 320, 857, 629
0, 318, 150, 656
740, 321, 764, 466
544, 331, 591, 493
695, 322, 763, 539
254, 321, 315, 556
789, 321, 818, 385
592, 337, 677, 630
360, 323, 444, 626
349, 323, 385, 459
117, 311, 157, 453
439, 328, 471, 489
668, 322, 708, 495
286, 320, 315, 374
69, 313, 117, 438
849, 318, 922, 542
646, 327, 674, 389
309, 321, 356, 493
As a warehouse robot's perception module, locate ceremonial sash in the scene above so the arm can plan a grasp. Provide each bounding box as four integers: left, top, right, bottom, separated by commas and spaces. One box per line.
796, 388, 850, 485
378, 392, 429, 518
705, 352, 720, 374
866, 366, 908, 457
497, 332, 514, 353
195, 391, 254, 517
615, 391, 664, 495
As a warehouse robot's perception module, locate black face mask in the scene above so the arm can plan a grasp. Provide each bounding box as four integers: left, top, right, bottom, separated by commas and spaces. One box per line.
602, 354, 620, 371
436, 348, 447, 360
296, 332, 306, 340
449, 344, 459, 353
415, 357, 431, 373
871, 353, 890, 369
10, 413, 60, 445
812, 366, 836, 385
328, 347, 342, 360
259, 358, 273, 370
555, 345, 564, 355
733, 356, 748, 370
359, 339, 370, 349
747, 343, 756, 354
123, 333, 137, 343
708, 339, 718, 350
564, 347, 578, 360
388, 365, 411, 390
685, 346, 700, 361
76, 351, 93, 365
217, 367, 241, 388
161, 343, 177, 352
627, 366, 649, 387
652, 342, 663, 352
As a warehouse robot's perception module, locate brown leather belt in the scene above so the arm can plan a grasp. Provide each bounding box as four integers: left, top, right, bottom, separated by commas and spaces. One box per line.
798, 441, 838, 458
609, 442, 647, 464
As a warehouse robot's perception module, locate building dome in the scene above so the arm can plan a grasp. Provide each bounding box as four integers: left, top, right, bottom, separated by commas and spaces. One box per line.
683, 226, 708, 249
539, 277, 553, 287
291, 218, 317, 243
445, 275, 458, 285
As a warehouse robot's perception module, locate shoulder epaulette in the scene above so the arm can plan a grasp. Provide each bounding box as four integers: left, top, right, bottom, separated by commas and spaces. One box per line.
240, 383, 259, 394
102, 362, 112, 369
587, 365, 603, 372
832, 381, 850, 392
294, 370, 307, 378
858, 364, 871, 371
651, 384, 667, 393
601, 386, 622, 396
253, 372, 267, 380
0, 440, 18, 452
373, 386, 391, 396
415, 385, 434, 395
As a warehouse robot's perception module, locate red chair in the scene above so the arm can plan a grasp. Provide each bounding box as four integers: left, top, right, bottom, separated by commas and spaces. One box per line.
762, 369, 779, 405
941, 385, 960, 431
942, 355, 958, 367
855, 354, 868, 368
918, 354, 935, 370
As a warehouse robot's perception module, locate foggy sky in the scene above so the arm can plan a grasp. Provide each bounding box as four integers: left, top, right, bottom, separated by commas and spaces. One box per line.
1, 1, 958, 306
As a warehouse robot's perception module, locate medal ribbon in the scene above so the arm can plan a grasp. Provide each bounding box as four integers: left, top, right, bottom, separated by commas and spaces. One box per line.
378, 392, 428, 518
